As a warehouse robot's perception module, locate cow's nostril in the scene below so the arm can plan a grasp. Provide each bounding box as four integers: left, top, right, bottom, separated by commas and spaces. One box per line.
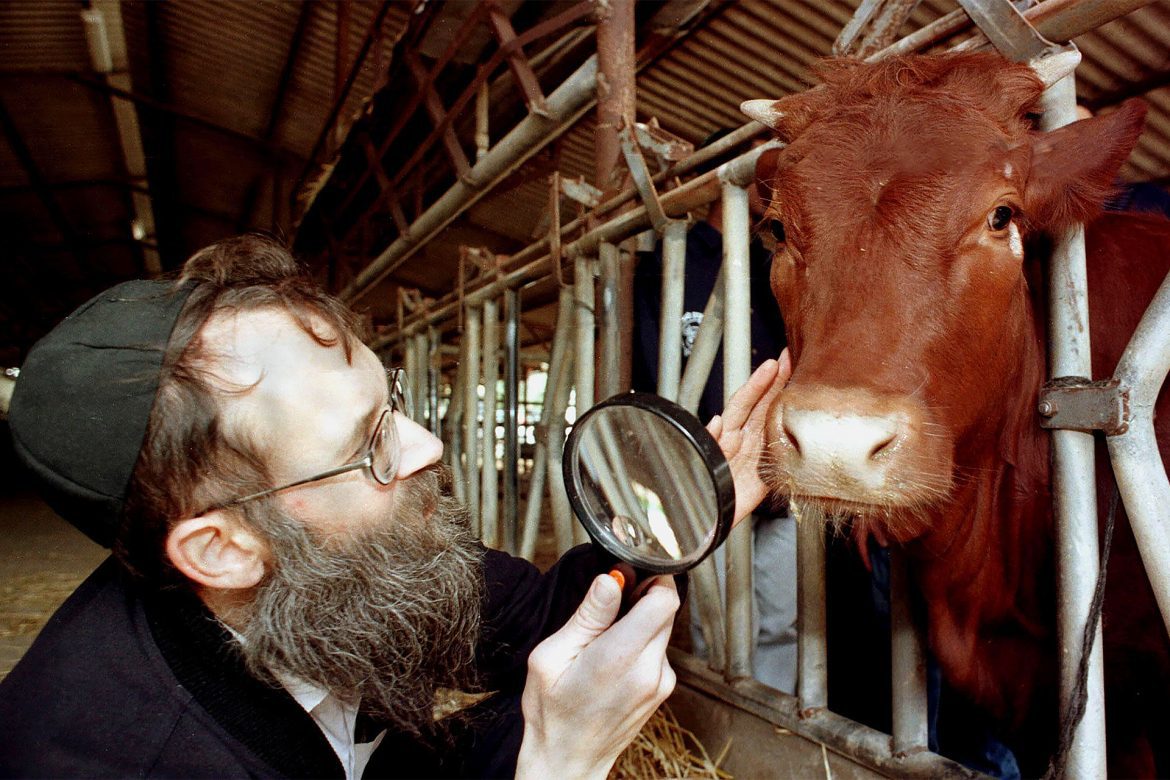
868, 432, 897, 460
782, 418, 802, 457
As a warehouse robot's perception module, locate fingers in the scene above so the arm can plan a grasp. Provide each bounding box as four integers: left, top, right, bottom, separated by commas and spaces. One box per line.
706, 413, 723, 439
552, 574, 623, 651
720, 358, 780, 432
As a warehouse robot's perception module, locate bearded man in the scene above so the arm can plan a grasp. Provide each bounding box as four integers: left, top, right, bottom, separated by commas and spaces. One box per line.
0, 235, 782, 778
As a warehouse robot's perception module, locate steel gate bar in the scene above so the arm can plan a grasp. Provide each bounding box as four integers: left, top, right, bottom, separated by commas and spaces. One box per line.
719, 176, 753, 681
463, 303, 482, 535
890, 547, 929, 754
480, 297, 500, 548
519, 285, 576, 560
657, 220, 687, 403
598, 242, 622, 400
1108, 271, 1170, 632
1040, 72, 1108, 779
503, 289, 520, 555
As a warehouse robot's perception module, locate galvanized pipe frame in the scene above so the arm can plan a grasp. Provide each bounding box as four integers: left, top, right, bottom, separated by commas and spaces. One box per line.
1040, 72, 1108, 780
480, 298, 501, 548
1107, 269, 1170, 635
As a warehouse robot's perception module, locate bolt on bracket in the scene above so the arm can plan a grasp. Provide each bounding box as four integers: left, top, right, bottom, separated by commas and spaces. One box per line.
1038, 377, 1130, 436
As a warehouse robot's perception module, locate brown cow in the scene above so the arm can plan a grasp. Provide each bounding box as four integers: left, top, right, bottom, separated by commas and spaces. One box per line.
743, 52, 1170, 776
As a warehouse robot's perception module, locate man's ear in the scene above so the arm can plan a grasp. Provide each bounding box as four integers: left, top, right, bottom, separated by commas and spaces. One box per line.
166, 511, 268, 590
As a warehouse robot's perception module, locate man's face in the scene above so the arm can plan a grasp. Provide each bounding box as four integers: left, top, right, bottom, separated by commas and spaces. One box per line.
200, 307, 444, 540
200, 307, 484, 735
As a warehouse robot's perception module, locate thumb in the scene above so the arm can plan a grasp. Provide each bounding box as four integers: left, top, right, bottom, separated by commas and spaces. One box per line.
553, 574, 622, 652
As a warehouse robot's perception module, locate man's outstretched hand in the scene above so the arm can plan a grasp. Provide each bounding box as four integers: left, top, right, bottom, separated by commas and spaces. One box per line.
706, 349, 791, 526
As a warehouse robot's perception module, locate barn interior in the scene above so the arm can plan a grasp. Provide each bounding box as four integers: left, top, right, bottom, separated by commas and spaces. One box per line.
2, 0, 1169, 777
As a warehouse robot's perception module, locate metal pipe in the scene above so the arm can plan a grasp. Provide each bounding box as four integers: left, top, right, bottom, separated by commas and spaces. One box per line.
480, 297, 500, 548
720, 180, 753, 681
671, 650, 982, 778
658, 220, 687, 402
599, 242, 622, 399
890, 547, 929, 754
547, 297, 578, 555
1109, 268, 1170, 632
679, 265, 725, 416
341, 56, 600, 303
795, 501, 828, 709
595, 0, 636, 194
475, 80, 490, 161
1042, 73, 1107, 780
463, 303, 482, 534
384, 142, 782, 349
503, 289, 520, 555
427, 326, 440, 437
414, 332, 429, 422
521, 286, 576, 559
575, 255, 595, 413
448, 336, 467, 504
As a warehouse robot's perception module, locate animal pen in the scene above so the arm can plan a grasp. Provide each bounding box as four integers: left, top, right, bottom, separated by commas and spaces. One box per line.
291, 1, 1170, 777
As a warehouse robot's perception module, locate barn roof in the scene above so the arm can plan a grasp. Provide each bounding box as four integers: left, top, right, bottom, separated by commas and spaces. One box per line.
2, 0, 1168, 364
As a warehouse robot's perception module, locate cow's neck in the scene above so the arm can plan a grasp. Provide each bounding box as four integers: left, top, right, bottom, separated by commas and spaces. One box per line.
904, 293, 1055, 719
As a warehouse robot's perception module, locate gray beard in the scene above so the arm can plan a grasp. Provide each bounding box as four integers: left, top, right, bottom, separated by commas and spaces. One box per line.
236, 464, 485, 738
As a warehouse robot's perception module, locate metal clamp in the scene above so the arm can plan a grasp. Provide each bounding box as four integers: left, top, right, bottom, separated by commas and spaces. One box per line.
1038, 378, 1131, 436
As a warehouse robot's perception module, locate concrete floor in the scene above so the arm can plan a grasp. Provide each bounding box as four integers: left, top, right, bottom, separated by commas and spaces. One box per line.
0, 491, 106, 680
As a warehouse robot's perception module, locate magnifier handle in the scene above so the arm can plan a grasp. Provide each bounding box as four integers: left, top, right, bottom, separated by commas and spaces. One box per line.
606, 563, 644, 616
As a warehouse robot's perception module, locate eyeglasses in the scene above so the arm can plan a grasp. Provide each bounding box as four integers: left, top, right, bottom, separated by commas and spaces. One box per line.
219, 368, 413, 509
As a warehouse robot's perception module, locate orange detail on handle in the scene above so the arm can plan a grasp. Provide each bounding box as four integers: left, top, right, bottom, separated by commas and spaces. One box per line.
608, 568, 626, 591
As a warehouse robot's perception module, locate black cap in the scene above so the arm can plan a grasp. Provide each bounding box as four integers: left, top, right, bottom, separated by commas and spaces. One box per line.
8, 280, 195, 547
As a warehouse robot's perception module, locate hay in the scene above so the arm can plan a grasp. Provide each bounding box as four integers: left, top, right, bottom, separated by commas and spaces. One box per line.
610, 705, 732, 779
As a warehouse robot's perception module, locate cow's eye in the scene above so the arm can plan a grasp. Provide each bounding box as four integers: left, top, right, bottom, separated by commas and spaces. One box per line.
770, 219, 787, 243
987, 205, 1014, 231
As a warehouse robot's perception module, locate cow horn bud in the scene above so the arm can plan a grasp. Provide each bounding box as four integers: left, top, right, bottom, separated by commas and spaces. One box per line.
1030, 48, 1081, 88
741, 99, 784, 131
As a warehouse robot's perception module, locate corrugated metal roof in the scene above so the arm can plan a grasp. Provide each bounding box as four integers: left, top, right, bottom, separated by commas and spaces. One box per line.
1, 0, 1168, 365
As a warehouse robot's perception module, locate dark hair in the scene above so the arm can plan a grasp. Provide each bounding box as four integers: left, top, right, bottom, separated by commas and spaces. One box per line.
119, 235, 364, 583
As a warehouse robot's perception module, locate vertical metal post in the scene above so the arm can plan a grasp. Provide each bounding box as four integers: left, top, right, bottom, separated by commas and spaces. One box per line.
1042, 72, 1107, 779
447, 353, 466, 504
521, 286, 575, 559
475, 80, 490, 161
658, 220, 687, 402
721, 180, 753, 681
480, 298, 500, 548
890, 547, 929, 754
547, 291, 578, 553
574, 255, 595, 414
463, 303, 482, 534
594, 0, 635, 194
796, 501, 828, 709
427, 326, 441, 437
413, 332, 428, 422
599, 242, 622, 399
503, 288, 520, 555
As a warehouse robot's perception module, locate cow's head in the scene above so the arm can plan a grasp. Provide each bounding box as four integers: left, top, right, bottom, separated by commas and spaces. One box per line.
743, 53, 1146, 541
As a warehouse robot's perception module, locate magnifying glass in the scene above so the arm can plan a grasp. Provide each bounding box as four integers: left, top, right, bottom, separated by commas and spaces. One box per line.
563, 392, 735, 598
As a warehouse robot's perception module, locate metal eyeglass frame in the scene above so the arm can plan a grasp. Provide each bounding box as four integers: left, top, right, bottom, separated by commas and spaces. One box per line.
218, 367, 412, 509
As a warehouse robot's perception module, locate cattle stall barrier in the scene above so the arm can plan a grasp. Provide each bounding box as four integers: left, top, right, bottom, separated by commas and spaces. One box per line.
369, 0, 1162, 775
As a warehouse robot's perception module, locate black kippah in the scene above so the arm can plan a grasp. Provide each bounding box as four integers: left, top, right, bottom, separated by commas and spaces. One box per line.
8, 280, 195, 547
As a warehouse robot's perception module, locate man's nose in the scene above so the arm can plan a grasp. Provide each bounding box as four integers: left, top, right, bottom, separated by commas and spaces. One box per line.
394, 412, 443, 478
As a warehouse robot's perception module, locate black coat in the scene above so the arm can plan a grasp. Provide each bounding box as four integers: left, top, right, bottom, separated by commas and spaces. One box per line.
0, 545, 602, 779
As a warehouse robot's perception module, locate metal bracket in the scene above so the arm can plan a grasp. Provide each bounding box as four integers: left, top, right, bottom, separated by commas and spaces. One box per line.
1038, 378, 1131, 436
631, 119, 694, 171
619, 121, 672, 232
955, 0, 1061, 61
560, 176, 602, 209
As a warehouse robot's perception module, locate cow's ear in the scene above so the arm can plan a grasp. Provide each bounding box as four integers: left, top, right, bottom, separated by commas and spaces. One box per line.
1024, 99, 1147, 231
755, 147, 783, 198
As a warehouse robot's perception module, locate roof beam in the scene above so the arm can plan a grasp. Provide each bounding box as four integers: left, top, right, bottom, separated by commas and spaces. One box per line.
82, 0, 160, 275
236, 2, 314, 232
1084, 68, 1170, 112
